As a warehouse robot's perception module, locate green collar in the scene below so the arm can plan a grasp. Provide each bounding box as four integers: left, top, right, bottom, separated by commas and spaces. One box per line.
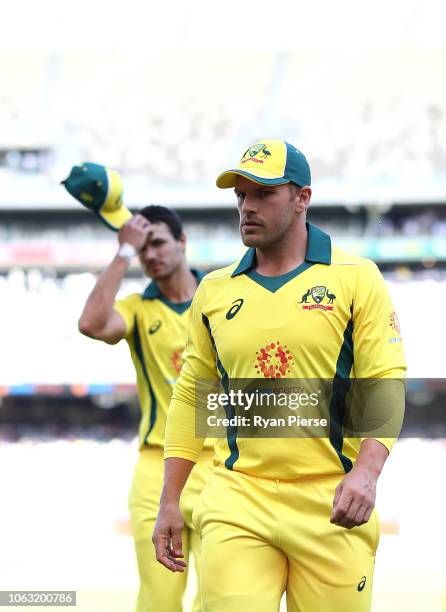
231, 222, 331, 277
142, 269, 205, 301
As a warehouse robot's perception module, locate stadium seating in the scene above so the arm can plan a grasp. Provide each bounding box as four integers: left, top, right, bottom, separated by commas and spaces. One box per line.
2, 50, 446, 190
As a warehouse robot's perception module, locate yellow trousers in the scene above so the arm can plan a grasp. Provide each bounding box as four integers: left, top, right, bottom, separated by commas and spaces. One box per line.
129, 447, 214, 612
193, 466, 380, 612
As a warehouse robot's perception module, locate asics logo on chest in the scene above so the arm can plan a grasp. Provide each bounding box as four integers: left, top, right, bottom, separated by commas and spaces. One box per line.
226, 299, 244, 320
148, 320, 162, 334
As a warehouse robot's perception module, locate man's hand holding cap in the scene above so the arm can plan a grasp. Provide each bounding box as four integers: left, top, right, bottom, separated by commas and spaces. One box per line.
117, 215, 153, 261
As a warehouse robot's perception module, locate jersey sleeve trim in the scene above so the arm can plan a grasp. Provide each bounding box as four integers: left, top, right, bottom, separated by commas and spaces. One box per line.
329, 316, 355, 473
132, 316, 158, 446
201, 313, 240, 470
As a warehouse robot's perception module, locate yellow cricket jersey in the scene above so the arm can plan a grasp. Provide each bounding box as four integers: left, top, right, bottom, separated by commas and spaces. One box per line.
114, 270, 205, 449
165, 223, 407, 479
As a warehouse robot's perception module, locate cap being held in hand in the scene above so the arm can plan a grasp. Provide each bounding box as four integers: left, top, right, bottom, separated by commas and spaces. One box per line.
62, 162, 132, 231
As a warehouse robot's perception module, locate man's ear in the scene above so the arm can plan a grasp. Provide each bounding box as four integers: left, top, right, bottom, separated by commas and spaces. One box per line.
178, 232, 187, 253
297, 187, 312, 213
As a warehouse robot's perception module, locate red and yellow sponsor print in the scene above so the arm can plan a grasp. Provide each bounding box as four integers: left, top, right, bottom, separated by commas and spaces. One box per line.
389, 311, 401, 334
171, 348, 184, 375
254, 341, 294, 378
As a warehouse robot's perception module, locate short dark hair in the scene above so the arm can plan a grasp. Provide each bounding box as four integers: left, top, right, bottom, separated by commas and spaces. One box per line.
138, 205, 183, 240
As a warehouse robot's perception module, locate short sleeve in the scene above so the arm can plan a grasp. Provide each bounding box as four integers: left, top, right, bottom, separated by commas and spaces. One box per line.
114, 294, 139, 337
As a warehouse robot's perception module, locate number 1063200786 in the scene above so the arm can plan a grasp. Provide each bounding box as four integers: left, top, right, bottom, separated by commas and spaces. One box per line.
0, 591, 76, 606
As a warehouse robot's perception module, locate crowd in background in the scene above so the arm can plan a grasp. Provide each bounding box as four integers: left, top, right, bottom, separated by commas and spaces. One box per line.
1, 51, 446, 189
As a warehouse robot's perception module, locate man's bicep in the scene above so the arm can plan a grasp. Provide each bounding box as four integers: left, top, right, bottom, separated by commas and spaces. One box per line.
101, 310, 128, 344
81, 309, 127, 344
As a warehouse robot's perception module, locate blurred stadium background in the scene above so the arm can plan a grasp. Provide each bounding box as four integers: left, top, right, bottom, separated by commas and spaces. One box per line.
1, 2, 446, 610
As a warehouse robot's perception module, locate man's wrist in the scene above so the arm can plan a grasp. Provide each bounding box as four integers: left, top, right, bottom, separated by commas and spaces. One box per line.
117, 243, 138, 262
353, 459, 381, 479
354, 438, 389, 477
160, 487, 182, 506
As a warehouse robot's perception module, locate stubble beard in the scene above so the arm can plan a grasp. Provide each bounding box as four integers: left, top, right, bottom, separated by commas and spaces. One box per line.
240, 221, 290, 250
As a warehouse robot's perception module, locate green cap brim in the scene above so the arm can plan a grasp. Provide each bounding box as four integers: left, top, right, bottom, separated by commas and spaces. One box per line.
216, 169, 290, 189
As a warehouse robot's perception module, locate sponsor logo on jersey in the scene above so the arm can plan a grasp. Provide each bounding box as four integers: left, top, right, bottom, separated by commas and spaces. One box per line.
298, 286, 336, 311
226, 298, 244, 320
149, 320, 162, 334
240, 143, 272, 165
389, 310, 401, 334
254, 341, 294, 378
171, 348, 184, 375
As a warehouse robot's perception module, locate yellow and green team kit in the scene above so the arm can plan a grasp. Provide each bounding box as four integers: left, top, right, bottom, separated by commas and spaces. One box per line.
114, 273, 206, 450
165, 223, 407, 478
114, 270, 213, 612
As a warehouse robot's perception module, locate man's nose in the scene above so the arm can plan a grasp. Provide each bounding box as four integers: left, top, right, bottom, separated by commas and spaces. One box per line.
241, 194, 258, 214
142, 245, 156, 261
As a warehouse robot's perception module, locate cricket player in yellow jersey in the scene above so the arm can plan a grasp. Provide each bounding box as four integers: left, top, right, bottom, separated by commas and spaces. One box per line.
78, 204, 213, 612
153, 140, 406, 612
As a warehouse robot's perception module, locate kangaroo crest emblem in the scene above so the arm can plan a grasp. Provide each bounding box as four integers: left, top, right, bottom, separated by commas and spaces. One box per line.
299, 285, 336, 312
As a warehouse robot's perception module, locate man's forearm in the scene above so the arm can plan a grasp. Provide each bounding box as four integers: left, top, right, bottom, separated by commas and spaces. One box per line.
159, 457, 196, 505
79, 254, 129, 332
354, 438, 390, 477
153, 457, 196, 572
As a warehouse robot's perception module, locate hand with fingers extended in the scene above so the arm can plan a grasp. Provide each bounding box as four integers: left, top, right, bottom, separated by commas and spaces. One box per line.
152, 502, 187, 572
330, 464, 377, 529
118, 214, 153, 253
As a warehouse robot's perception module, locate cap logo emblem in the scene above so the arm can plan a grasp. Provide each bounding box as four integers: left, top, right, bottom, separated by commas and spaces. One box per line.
80, 192, 93, 203
241, 143, 272, 165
